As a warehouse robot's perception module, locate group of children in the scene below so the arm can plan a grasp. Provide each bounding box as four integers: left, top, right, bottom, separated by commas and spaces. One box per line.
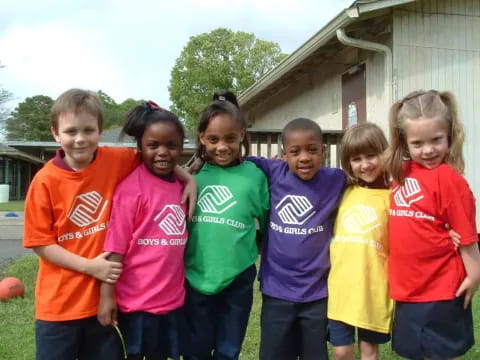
23, 87, 479, 360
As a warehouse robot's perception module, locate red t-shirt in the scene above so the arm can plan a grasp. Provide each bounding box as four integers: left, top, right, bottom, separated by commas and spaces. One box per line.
23, 147, 139, 321
389, 161, 477, 302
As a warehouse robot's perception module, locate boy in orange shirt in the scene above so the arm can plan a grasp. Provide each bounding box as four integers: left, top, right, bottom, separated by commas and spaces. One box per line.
23, 89, 197, 360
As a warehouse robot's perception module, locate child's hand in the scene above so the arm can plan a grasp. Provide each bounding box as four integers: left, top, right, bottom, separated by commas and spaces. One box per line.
182, 179, 197, 221
455, 275, 480, 309
98, 295, 118, 327
448, 229, 461, 249
457, 242, 480, 309
86, 252, 122, 283
188, 157, 204, 174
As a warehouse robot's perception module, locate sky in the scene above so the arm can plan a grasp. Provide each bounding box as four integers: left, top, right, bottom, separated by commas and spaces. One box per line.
0, 0, 353, 112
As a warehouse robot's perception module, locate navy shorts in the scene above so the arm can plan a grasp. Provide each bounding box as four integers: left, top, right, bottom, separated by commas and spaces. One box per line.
183, 265, 256, 360
35, 316, 122, 360
328, 319, 390, 346
260, 295, 328, 360
392, 297, 474, 360
118, 309, 184, 360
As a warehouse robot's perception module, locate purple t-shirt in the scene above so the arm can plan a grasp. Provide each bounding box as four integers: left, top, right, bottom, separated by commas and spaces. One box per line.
247, 157, 346, 302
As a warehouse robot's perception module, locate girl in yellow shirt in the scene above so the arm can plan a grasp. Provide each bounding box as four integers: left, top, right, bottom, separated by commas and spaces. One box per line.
327, 123, 393, 360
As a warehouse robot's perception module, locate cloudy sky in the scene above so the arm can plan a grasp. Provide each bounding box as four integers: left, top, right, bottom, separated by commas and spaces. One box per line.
1, 0, 353, 111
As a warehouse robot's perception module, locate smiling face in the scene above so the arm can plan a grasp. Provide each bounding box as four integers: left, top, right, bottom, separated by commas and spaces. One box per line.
349, 152, 382, 183
282, 129, 323, 181
51, 111, 101, 171
141, 121, 183, 178
404, 116, 449, 169
199, 113, 245, 167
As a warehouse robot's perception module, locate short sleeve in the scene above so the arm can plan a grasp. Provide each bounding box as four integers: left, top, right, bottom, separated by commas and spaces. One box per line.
23, 178, 57, 248
104, 185, 140, 255
253, 170, 271, 234
245, 156, 276, 179
439, 168, 477, 245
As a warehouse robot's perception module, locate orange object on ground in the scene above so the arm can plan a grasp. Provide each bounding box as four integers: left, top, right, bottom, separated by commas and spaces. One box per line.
0, 277, 25, 301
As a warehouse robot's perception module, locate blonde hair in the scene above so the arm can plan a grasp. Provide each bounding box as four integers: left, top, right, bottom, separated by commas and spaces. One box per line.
51, 88, 104, 132
385, 90, 464, 184
340, 123, 388, 185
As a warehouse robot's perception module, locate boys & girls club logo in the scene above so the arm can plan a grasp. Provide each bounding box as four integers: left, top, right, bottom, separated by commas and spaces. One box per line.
154, 205, 186, 235
393, 178, 424, 207
342, 205, 380, 234
67, 191, 108, 227
197, 185, 237, 214
276, 195, 315, 225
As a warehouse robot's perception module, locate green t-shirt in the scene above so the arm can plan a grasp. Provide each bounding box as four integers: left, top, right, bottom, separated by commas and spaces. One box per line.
186, 161, 270, 294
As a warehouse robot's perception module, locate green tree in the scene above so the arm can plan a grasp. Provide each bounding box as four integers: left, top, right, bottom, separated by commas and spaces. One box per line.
119, 98, 143, 115
97, 91, 143, 129
169, 28, 287, 130
5, 95, 53, 141
97, 90, 123, 129
0, 62, 13, 138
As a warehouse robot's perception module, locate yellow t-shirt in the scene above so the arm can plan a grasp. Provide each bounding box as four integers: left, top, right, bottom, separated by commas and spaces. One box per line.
327, 186, 394, 333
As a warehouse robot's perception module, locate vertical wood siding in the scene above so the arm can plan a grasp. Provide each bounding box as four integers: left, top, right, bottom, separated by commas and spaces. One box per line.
393, 0, 480, 225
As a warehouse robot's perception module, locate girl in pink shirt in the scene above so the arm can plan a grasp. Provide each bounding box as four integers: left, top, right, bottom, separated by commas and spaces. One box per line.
98, 101, 189, 360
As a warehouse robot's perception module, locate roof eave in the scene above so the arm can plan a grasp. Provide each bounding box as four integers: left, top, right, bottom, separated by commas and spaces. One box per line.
238, 0, 417, 107
238, 11, 353, 106
353, 0, 416, 15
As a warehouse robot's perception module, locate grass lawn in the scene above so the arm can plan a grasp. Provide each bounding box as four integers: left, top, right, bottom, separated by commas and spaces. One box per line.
0, 201, 25, 212
1, 256, 480, 359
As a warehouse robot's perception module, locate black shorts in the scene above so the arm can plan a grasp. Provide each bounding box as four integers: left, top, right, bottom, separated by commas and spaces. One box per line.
392, 296, 474, 360
328, 319, 390, 346
118, 309, 184, 360
35, 316, 122, 360
260, 295, 328, 360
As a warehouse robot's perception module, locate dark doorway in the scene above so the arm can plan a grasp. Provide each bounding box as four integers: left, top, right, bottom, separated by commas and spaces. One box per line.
342, 63, 366, 129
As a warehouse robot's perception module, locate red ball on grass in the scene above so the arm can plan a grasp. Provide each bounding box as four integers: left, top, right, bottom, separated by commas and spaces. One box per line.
0, 277, 25, 301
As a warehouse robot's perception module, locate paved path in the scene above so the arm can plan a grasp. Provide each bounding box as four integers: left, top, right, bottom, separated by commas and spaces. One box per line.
0, 212, 32, 262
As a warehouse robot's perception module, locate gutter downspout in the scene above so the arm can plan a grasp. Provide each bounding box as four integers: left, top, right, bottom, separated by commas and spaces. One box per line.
336, 28, 394, 106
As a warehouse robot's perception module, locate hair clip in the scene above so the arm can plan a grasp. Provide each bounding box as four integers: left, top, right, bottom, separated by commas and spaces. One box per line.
218, 95, 226, 101
143, 100, 165, 113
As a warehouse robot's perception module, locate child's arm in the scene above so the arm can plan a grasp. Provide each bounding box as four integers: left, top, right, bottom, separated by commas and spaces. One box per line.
174, 165, 197, 220
33, 245, 122, 283
456, 243, 480, 308
98, 253, 124, 326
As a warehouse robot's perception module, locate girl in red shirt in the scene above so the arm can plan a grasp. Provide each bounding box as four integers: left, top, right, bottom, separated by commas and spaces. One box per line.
385, 90, 480, 360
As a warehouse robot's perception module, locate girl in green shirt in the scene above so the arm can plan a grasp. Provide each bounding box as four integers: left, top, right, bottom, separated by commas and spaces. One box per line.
183, 99, 270, 360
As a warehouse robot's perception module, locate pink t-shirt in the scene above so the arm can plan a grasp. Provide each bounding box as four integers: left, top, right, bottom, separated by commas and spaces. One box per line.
389, 161, 477, 302
105, 164, 188, 314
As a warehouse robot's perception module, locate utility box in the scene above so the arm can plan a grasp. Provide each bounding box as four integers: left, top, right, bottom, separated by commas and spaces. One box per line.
0, 184, 10, 203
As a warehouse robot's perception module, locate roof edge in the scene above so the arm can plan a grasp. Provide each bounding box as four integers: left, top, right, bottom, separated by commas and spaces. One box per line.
353, 0, 416, 15
239, 11, 353, 106
238, 0, 417, 107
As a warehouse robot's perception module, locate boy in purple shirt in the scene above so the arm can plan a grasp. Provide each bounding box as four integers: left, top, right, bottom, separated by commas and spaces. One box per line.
248, 118, 346, 360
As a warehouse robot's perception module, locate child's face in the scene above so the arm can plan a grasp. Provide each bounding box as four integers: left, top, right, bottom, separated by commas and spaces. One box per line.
141, 122, 183, 178
282, 129, 323, 181
349, 153, 382, 183
404, 116, 449, 169
199, 114, 245, 167
51, 111, 101, 171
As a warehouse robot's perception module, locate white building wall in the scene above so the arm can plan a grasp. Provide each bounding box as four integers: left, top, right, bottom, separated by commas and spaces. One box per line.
365, 51, 389, 133
246, 63, 344, 132
393, 0, 480, 226
248, 47, 389, 133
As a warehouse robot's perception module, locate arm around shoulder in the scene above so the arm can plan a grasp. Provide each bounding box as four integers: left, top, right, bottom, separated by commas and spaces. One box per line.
174, 165, 197, 220
254, 168, 271, 235
245, 156, 277, 179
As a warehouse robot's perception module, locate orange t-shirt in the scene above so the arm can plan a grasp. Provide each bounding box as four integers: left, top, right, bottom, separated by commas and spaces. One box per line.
23, 147, 139, 321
